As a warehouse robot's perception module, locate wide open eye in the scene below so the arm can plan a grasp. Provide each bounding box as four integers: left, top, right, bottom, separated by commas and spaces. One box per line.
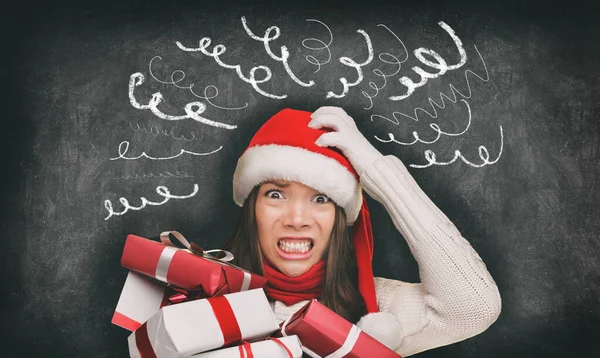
265, 189, 284, 199
313, 194, 331, 204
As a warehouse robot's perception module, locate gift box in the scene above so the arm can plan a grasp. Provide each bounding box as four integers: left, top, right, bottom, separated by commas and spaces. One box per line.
112, 271, 205, 331
112, 271, 169, 331
191, 336, 302, 358
128, 288, 279, 358
114, 232, 266, 332
121, 233, 267, 295
280, 300, 401, 358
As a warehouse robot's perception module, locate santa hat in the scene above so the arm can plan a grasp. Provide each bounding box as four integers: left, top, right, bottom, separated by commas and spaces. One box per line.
232, 108, 379, 314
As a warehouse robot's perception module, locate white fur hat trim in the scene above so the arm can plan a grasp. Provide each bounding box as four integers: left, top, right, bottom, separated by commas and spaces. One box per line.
233, 144, 362, 223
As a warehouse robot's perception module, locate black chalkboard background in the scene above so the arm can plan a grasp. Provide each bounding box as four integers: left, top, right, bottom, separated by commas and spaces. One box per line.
2, 0, 599, 357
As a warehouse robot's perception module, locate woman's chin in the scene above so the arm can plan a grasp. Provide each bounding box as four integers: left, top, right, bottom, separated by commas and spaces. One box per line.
276, 262, 311, 277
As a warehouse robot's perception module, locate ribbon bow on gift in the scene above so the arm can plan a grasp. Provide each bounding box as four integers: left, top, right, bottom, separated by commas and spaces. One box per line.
158, 230, 234, 261
150, 230, 236, 285
166, 286, 207, 304
155, 230, 236, 303
152, 230, 255, 301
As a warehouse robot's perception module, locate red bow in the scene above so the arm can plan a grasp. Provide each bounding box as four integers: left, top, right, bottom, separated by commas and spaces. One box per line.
166, 286, 207, 304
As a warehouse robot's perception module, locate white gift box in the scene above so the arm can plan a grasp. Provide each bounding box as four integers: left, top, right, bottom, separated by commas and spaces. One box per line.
113, 271, 166, 331
128, 288, 279, 358
191, 335, 303, 358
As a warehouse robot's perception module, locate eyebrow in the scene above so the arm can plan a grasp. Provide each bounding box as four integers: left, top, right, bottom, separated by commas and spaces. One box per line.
263, 180, 290, 188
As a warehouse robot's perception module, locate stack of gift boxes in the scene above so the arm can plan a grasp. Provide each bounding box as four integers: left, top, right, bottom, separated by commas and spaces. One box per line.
112, 233, 401, 358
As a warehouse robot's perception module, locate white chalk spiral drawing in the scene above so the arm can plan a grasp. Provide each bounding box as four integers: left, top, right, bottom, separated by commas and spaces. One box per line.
176, 36, 286, 99
388, 21, 468, 101
361, 24, 409, 110
368, 42, 502, 168
104, 184, 199, 220
302, 19, 333, 73
103, 19, 505, 221
326, 29, 374, 99
241, 16, 315, 88
129, 72, 237, 130
410, 125, 504, 169
148, 56, 248, 111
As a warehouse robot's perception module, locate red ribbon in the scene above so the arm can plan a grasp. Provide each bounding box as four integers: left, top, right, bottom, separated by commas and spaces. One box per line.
271, 338, 294, 357
238, 342, 254, 358
236, 337, 293, 358
135, 322, 158, 358
134, 296, 242, 357
208, 296, 243, 347
166, 286, 207, 304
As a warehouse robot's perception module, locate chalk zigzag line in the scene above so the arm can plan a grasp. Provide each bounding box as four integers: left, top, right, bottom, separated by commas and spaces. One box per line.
374, 45, 490, 125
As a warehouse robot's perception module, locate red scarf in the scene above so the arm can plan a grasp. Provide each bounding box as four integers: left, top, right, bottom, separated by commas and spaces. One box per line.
262, 260, 326, 306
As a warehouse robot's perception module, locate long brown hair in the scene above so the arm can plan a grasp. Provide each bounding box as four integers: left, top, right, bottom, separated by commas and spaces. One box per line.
221, 185, 367, 323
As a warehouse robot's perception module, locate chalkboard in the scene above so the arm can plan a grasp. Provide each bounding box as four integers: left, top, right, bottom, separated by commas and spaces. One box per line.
2, 0, 599, 357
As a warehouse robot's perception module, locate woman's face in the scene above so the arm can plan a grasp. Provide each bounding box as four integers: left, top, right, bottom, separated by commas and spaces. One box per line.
255, 180, 336, 277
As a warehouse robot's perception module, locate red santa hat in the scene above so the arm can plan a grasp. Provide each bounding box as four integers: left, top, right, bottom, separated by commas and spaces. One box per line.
232, 108, 379, 314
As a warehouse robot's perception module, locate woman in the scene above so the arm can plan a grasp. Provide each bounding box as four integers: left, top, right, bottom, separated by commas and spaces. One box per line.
222, 106, 501, 356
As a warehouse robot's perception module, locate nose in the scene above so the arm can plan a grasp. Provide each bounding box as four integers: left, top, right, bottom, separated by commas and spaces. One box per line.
282, 199, 313, 230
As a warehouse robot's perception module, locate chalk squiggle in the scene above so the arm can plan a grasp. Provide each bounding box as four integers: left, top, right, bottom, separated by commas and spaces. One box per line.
326, 29, 374, 99
242, 16, 314, 88
129, 73, 237, 130
374, 99, 472, 146
176, 37, 286, 99
361, 24, 409, 109
409, 125, 504, 168
104, 184, 199, 220
111, 170, 194, 180
109, 141, 222, 161
148, 56, 248, 111
302, 19, 333, 73
129, 121, 203, 142
389, 21, 468, 101
373, 45, 489, 124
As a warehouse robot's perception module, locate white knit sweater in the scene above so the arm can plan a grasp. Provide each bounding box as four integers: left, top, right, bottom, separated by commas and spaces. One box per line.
270, 155, 502, 356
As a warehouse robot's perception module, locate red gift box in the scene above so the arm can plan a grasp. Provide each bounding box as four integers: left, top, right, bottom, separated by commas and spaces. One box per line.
280, 300, 401, 358
120, 233, 267, 296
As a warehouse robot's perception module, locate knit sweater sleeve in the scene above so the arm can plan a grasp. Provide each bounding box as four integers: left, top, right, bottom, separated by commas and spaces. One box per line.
360, 155, 502, 357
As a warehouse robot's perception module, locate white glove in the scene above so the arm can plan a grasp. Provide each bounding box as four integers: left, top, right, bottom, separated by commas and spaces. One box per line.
309, 106, 383, 176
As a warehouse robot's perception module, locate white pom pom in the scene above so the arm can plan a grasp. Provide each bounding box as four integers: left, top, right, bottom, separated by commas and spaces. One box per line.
356, 312, 403, 350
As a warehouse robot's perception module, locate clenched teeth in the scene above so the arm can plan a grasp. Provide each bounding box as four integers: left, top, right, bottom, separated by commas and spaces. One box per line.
278, 239, 313, 254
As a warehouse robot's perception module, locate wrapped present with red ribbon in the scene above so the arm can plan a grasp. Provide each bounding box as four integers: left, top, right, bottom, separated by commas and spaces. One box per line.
190, 336, 302, 358
128, 289, 279, 358
112, 231, 267, 332
121, 231, 267, 295
279, 300, 401, 358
